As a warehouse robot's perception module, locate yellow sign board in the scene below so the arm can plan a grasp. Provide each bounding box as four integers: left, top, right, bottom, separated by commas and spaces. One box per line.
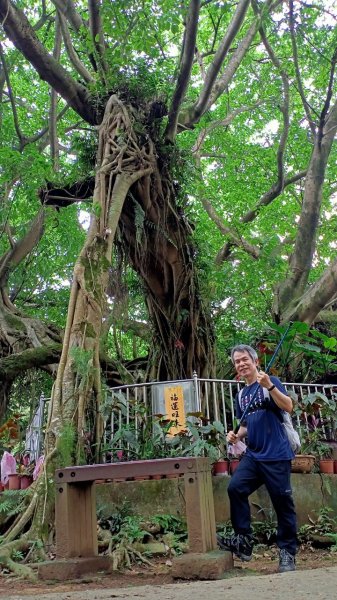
164, 385, 185, 436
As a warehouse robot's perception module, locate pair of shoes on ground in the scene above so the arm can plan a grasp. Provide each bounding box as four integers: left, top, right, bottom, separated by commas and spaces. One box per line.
217, 533, 296, 572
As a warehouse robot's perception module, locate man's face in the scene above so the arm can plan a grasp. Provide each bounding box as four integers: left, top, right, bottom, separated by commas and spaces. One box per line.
233, 350, 258, 381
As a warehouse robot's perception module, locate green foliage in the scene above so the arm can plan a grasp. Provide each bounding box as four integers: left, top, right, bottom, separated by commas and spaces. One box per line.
70, 347, 94, 378
0, 0, 336, 421
102, 395, 227, 462
173, 418, 227, 462
0, 489, 28, 519
299, 429, 333, 459
152, 514, 186, 536
11, 549, 25, 561
99, 504, 187, 554
298, 508, 337, 544
58, 423, 76, 468
256, 322, 337, 383
250, 503, 277, 543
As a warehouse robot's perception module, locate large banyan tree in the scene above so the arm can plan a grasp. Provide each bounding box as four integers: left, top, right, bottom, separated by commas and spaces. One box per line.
0, 0, 337, 560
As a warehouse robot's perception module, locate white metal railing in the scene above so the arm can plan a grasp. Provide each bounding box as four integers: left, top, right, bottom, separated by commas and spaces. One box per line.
26, 378, 337, 460
104, 378, 337, 444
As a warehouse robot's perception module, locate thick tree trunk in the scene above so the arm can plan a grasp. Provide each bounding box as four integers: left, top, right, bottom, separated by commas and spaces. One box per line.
45, 93, 215, 467
120, 176, 215, 379
46, 96, 154, 460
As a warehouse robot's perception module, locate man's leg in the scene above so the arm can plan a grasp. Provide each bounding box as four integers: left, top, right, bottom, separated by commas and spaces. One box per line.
219, 455, 261, 561
260, 460, 297, 572
228, 454, 262, 534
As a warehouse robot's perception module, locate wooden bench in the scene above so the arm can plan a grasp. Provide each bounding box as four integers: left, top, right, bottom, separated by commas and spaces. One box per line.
55, 457, 217, 559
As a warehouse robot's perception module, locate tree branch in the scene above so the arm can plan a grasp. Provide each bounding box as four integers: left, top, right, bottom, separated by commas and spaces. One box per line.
50, 15, 62, 171
0, 209, 45, 287
240, 170, 307, 223
0, 0, 97, 124
165, 0, 201, 142
191, 0, 250, 122
192, 101, 265, 154
0, 41, 25, 146
51, 0, 85, 31
0, 345, 62, 381
275, 97, 337, 319
281, 256, 337, 324
180, 0, 274, 128
58, 12, 95, 83
88, 0, 108, 77
318, 46, 337, 148
289, 0, 317, 137
195, 157, 260, 259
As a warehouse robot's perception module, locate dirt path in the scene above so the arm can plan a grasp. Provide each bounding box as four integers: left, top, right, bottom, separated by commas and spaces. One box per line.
1, 546, 336, 600
2, 566, 337, 600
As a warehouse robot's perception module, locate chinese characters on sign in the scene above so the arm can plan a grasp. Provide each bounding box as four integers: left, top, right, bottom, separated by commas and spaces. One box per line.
164, 386, 185, 436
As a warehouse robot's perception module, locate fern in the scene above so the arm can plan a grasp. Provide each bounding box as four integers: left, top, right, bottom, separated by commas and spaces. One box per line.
0, 489, 27, 518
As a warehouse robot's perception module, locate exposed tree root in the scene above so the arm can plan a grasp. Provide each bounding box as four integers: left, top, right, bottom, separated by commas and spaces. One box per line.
0, 536, 37, 581
98, 526, 154, 570
110, 542, 154, 571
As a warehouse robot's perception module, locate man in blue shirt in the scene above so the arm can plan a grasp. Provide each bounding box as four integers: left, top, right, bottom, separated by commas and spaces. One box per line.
218, 344, 297, 573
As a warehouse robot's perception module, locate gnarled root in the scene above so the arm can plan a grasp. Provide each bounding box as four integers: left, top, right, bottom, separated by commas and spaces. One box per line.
110, 542, 154, 571
0, 536, 37, 581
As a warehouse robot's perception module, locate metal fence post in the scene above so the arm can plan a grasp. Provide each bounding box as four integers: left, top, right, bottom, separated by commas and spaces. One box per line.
192, 371, 201, 412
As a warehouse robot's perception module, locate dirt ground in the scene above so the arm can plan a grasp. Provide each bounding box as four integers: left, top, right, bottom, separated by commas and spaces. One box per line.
1, 544, 337, 598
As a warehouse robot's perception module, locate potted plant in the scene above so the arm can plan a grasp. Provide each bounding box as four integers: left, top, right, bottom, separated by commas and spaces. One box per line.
318, 445, 334, 474
299, 429, 333, 473
291, 427, 315, 473
175, 417, 228, 470
17, 454, 35, 489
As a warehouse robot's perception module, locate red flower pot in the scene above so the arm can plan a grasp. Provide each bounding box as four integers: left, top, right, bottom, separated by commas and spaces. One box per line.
20, 475, 33, 489
213, 459, 229, 476
319, 459, 334, 474
8, 474, 20, 490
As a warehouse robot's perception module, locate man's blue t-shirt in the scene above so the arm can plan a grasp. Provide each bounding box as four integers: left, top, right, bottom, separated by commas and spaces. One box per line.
235, 376, 294, 461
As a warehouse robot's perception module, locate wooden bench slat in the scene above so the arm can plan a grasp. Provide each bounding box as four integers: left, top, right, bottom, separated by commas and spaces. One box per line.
56, 457, 211, 483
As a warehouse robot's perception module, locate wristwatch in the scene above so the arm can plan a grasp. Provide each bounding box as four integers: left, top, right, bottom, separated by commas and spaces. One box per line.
267, 384, 276, 391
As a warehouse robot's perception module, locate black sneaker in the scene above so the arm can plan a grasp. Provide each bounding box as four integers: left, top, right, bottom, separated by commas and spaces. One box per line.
279, 548, 296, 572
217, 533, 253, 561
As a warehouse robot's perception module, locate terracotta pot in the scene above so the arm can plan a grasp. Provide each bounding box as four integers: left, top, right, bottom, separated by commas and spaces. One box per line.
319, 459, 334, 474
20, 475, 33, 489
8, 474, 20, 490
229, 459, 240, 475
213, 459, 229, 476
